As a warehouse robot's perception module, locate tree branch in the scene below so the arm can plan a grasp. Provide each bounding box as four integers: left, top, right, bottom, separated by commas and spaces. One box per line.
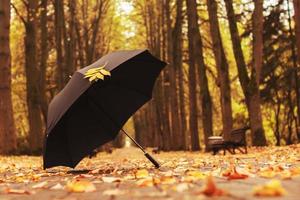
10, 3, 27, 25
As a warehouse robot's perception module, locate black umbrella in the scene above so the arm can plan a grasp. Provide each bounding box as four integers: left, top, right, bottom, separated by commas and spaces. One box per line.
43, 49, 166, 169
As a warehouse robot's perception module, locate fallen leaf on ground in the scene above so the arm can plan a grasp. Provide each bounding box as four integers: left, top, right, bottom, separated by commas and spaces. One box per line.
160, 176, 177, 184
258, 169, 277, 178
223, 167, 248, 180
4, 188, 34, 195
199, 175, 228, 196
173, 183, 190, 192
135, 169, 149, 179
66, 180, 96, 193
253, 179, 287, 197
136, 177, 159, 187
101, 176, 121, 183
32, 181, 48, 189
184, 171, 207, 182
50, 183, 64, 190
280, 170, 292, 180
103, 189, 125, 196
290, 167, 300, 176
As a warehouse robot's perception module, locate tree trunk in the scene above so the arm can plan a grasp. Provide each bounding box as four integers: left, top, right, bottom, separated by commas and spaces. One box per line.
224, 0, 267, 146
39, 0, 48, 123
25, 0, 44, 153
0, 0, 17, 154
187, 0, 213, 150
166, 0, 183, 150
207, 0, 233, 140
172, 0, 186, 149
54, 0, 65, 91
253, 0, 264, 86
294, 0, 300, 66
186, 0, 200, 151
65, 0, 76, 79
291, 0, 300, 139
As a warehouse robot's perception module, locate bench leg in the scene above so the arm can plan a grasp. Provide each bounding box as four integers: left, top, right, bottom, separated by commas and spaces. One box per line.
212, 148, 218, 155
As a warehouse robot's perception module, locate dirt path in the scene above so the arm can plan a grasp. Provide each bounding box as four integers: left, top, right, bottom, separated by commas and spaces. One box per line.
0, 146, 300, 199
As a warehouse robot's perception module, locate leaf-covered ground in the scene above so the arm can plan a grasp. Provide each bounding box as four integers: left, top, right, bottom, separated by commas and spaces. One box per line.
0, 145, 300, 200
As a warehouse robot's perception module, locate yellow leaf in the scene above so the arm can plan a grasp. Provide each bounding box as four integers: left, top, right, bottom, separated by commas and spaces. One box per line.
160, 176, 177, 184
280, 170, 292, 180
96, 73, 104, 80
184, 171, 207, 182
100, 69, 111, 76
135, 169, 149, 179
136, 178, 153, 187
84, 63, 110, 83
258, 170, 276, 178
84, 73, 94, 78
136, 177, 159, 187
89, 76, 97, 82
253, 179, 287, 197
66, 180, 96, 193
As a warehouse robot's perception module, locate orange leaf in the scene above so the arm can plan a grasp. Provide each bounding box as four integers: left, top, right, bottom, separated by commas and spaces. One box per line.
4, 188, 33, 195
200, 175, 228, 196
223, 167, 248, 180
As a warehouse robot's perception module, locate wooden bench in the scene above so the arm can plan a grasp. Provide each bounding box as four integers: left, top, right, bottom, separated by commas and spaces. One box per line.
208, 126, 250, 155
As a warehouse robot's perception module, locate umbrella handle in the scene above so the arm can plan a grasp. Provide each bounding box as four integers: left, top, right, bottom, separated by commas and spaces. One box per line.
121, 129, 160, 168
144, 152, 160, 168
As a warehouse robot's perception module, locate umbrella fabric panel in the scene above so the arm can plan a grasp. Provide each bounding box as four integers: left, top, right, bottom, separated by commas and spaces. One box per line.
106, 50, 165, 98
65, 92, 121, 167
43, 116, 73, 168
46, 72, 89, 134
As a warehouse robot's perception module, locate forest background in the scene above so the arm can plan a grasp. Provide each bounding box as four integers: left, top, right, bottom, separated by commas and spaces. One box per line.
0, 0, 300, 154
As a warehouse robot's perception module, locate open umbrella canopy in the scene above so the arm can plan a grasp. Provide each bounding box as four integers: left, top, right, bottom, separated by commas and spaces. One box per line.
43, 49, 166, 169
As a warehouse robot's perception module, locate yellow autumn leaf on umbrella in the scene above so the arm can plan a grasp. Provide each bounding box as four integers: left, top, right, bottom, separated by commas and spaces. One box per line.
84, 62, 111, 82
253, 179, 287, 197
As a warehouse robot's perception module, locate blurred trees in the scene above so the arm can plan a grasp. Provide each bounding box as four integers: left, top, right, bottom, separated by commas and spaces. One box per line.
207, 0, 233, 141
1, 0, 300, 154
0, 0, 17, 153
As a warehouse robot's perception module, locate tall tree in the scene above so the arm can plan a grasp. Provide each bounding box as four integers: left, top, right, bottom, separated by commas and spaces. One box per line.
224, 0, 267, 146
12, 0, 47, 152
165, 0, 185, 150
292, 0, 300, 134
294, 0, 300, 66
39, 0, 48, 122
54, 0, 66, 91
172, 0, 187, 149
253, 0, 264, 86
25, 0, 44, 152
187, 0, 213, 150
0, 0, 17, 153
207, 0, 233, 139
